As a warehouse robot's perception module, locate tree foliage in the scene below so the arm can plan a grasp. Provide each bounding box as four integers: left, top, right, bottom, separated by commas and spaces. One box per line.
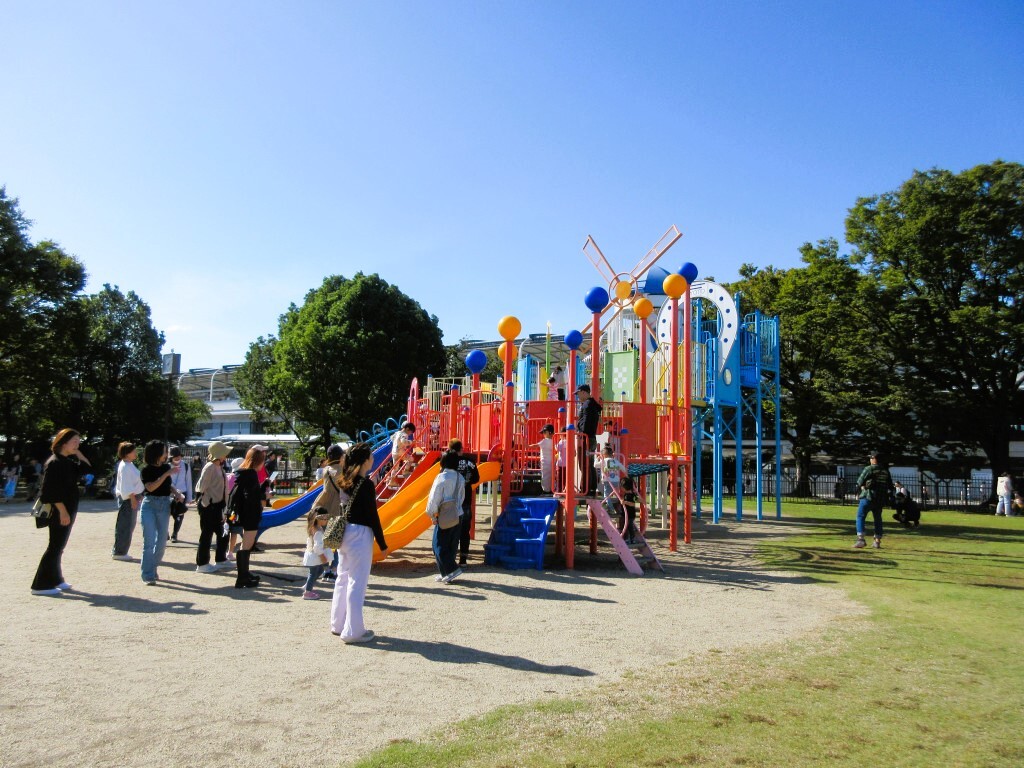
846, 160, 1024, 477
237, 273, 446, 448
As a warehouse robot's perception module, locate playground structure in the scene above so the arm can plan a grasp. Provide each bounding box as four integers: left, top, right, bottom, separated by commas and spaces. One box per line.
260, 226, 781, 574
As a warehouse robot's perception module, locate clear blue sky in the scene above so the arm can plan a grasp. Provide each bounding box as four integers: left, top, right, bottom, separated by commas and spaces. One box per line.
4, 1, 1023, 370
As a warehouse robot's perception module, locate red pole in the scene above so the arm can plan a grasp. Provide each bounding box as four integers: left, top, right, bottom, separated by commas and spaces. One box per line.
590, 311, 601, 400
683, 284, 693, 544
501, 344, 515, 511
669, 293, 679, 552
565, 350, 577, 569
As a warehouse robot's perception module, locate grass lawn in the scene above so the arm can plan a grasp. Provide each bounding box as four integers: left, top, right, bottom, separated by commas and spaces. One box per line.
352, 505, 1024, 768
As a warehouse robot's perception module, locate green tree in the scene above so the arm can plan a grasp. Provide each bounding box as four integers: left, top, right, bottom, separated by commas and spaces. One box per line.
70, 285, 209, 453
237, 273, 446, 449
731, 239, 909, 494
0, 188, 86, 452
846, 160, 1024, 485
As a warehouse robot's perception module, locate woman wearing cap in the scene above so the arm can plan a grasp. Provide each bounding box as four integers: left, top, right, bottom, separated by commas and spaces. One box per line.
331, 443, 388, 643
233, 446, 266, 588
194, 441, 232, 573
31, 428, 91, 596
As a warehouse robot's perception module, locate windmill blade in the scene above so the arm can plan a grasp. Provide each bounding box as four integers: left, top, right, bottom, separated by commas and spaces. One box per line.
629, 224, 683, 279
582, 236, 618, 285
580, 302, 625, 337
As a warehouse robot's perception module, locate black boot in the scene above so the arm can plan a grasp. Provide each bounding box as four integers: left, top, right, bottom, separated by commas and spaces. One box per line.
234, 550, 260, 588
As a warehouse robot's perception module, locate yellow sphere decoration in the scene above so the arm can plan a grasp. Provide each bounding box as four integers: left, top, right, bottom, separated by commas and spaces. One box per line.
497, 315, 522, 341
614, 280, 633, 301
632, 296, 654, 320
498, 341, 517, 361
663, 273, 687, 299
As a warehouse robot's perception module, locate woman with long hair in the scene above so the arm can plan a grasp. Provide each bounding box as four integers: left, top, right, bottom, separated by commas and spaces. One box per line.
31, 428, 91, 596
232, 446, 266, 588
330, 443, 388, 643
138, 440, 184, 585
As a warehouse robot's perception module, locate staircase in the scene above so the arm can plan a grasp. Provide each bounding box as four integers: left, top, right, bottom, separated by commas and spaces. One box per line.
484, 498, 559, 570
585, 499, 663, 575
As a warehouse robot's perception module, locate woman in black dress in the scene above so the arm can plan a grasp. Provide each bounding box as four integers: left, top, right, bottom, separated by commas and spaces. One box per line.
31, 428, 91, 597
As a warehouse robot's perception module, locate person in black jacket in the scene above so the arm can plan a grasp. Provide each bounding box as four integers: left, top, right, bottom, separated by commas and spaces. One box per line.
575, 384, 602, 495
330, 443, 388, 643
449, 439, 480, 566
232, 446, 266, 589
31, 428, 91, 596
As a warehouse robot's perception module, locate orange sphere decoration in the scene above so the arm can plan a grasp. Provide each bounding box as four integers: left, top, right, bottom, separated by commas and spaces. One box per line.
632, 296, 654, 320
497, 315, 521, 341
614, 280, 633, 302
498, 341, 517, 361
663, 273, 687, 299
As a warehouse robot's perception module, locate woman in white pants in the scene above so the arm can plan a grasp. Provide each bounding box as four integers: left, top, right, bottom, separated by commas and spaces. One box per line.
995, 473, 1014, 516
330, 444, 388, 644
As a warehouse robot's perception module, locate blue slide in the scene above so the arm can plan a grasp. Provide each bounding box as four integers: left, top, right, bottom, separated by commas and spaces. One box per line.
256, 428, 397, 536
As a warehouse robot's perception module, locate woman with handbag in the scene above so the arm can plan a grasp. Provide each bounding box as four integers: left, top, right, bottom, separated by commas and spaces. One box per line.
233, 446, 266, 589
31, 428, 91, 596
194, 441, 232, 573
329, 443, 388, 643
424, 450, 466, 584
167, 446, 193, 542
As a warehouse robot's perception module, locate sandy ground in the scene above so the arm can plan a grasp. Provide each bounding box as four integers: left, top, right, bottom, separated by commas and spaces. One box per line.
0, 497, 860, 768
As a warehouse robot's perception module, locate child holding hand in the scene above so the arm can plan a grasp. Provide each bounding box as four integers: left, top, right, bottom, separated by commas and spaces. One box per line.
302, 510, 330, 600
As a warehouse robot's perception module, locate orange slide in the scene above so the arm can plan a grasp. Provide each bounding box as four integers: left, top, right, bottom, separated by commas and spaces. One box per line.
372, 461, 501, 562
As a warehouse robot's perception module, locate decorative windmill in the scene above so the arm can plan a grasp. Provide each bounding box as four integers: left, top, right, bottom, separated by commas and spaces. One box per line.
580, 224, 682, 335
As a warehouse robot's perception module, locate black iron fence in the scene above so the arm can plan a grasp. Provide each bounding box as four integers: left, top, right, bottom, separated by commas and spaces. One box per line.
714, 472, 996, 512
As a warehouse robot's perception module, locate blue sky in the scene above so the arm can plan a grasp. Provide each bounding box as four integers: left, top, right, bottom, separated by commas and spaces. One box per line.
4, 1, 1023, 370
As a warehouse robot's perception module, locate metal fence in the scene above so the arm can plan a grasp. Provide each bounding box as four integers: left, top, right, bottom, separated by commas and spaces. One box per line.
713, 472, 996, 512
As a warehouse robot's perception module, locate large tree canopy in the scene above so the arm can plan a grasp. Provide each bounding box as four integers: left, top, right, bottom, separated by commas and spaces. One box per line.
731, 238, 909, 493
236, 273, 447, 448
846, 160, 1024, 478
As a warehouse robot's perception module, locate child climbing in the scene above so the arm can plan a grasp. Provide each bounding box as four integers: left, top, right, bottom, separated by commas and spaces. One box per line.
599, 444, 625, 511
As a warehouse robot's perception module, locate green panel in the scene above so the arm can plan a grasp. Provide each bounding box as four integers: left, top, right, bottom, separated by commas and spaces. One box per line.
603, 350, 638, 402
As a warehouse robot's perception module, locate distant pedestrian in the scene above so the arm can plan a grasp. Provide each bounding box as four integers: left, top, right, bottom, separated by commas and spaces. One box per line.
853, 452, 894, 549
995, 472, 1014, 516
3, 455, 21, 501
30, 429, 92, 596
112, 442, 143, 561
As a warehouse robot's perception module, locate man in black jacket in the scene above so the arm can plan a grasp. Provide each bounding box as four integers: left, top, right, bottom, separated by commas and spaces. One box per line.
449, 439, 480, 566
575, 384, 602, 495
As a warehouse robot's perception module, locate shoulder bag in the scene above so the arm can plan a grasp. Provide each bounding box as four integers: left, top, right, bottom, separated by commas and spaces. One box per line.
324, 475, 364, 550
436, 475, 464, 530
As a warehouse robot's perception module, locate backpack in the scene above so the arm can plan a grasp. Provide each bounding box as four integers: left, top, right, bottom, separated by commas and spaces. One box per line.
865, 468, 896, 506
436, 475, 465, 530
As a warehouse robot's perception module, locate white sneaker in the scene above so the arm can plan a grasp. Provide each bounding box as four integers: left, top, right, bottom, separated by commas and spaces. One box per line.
31, 588, 62, 597
112, 554, 134, 562
215, 560, 233, 570
57, 582, 72, 591
342, 630, 375, 644
442, 568, 464, 583
434, 574, 444, 582
196, 564, 218, 573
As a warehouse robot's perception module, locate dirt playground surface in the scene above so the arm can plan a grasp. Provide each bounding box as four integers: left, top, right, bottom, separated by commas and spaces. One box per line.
0, 498, 860, 767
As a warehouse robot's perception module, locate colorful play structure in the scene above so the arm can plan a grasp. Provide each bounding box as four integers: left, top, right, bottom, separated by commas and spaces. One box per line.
260, 225, 781, 574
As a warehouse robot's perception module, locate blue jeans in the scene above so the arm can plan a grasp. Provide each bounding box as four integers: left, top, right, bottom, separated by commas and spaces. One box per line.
432, 522, 460, 576
304, 563, 325, 591
996, 493, 1013, 515
140, 495, 171, 581
856, 497, 883, 539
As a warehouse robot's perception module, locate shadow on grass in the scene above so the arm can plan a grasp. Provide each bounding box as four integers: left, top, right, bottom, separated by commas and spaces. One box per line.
371, 635, 595, 677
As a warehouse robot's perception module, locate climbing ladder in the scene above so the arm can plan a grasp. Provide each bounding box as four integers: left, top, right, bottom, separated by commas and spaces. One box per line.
584, 499, 663, 575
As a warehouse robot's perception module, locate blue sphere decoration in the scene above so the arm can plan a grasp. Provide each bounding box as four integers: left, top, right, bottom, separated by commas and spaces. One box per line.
584, 286, 609, 313
465, 349, 487, 374
679, 262, 699, 284
564, 330, 584, 350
